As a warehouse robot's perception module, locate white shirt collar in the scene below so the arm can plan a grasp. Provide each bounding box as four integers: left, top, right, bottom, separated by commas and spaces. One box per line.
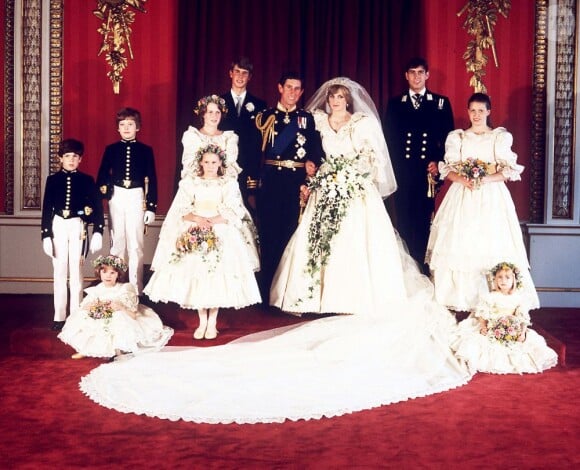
231, 90, 247, 101
408, 88, 426, 98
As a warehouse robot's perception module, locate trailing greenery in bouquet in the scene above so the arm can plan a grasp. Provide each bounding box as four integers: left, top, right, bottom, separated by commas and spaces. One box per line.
302, 154, 369, 296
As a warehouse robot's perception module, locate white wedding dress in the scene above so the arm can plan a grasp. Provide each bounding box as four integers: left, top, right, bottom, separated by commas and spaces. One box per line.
271, 111, 406, 315
81, 295, 471, 423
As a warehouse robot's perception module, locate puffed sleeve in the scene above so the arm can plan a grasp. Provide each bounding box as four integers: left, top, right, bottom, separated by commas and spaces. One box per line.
473, 292, 494, 321
351, 113, 397, 196
224, 131, 242, 179
116, 283, 139, 313
351, 115, 377, 172
171, 177, 197, 218
181, 127, 202, 179
439, 130, 464, 179
79, 288, 97, 310
217, 179, 245, 227
493, 129, 524, 181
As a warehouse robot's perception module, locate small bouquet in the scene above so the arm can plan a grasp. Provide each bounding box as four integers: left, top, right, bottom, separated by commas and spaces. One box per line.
88, 299, 114, 320
455, 157, 489, 188
170, 225, 220, 264
486, 315, 524, 345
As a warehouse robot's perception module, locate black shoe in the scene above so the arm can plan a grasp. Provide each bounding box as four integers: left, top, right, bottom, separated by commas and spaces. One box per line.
51, 321, 65, 331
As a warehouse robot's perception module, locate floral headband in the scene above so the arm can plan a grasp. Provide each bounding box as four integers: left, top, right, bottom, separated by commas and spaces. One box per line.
195, 144, 228, 169
193, 95, 228, 115
93, 254, 128, 273
490, 261, 523, 290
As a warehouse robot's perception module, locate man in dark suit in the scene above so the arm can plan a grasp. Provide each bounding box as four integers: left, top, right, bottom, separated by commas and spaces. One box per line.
219, 57, 267, 211
255, 72, 323, 301
384, 57, 454, 274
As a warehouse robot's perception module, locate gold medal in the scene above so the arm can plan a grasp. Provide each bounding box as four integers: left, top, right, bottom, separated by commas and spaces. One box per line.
283, 113, 290, 124
123, 179, 131, 188
62, 209, 70, 218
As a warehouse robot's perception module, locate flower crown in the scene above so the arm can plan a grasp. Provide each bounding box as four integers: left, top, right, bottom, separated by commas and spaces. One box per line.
195, 144, 228, 169
93, 255, 128, 273
193, 95, 228, 115
490, 261, 523, 290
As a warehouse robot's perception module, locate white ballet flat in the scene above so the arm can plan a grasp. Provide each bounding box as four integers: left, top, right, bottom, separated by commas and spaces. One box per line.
204, 326, 218, 340
193, 325, 206, 340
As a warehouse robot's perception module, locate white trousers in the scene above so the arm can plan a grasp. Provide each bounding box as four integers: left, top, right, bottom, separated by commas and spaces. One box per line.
51, 215, 84, 321
109, 186, 145, 293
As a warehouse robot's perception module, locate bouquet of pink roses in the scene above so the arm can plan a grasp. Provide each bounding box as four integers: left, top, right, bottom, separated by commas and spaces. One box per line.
487, 315, 524, 345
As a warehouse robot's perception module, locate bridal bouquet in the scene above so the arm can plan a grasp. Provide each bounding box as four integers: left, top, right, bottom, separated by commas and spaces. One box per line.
455, 157, 489, 188
88, 299, 114, 320
303, 154, 368, 295
170, 225, 221, 264
486, 315, 524, 345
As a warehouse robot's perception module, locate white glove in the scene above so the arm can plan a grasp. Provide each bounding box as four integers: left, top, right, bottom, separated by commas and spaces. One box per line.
144, 211, 155, 224
42, 238, 54, 258
89, 232, 103, 254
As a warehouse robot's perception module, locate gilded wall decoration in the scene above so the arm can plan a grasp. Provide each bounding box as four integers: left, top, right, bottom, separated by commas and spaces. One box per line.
21, 0, 43, 209
49, 0, 64, 176
458, 0, 511, 93
94, 0, 147, 94
529, 0, 548, 224
3, 0, 15, 214
551, 0, 577, 219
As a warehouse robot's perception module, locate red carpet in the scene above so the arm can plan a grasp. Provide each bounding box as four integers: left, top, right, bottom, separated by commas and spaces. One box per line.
1, 295, 579, 469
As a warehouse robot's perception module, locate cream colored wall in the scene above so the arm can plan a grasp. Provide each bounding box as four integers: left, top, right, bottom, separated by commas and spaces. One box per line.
0, 218, 162, 294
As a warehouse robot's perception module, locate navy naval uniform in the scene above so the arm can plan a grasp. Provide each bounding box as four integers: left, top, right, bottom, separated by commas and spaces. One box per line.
41, 169, 105, 321
219, 90, 267, 205
96, 139, 158, 293
256, 105, 323, 299
384, 90, 454, 272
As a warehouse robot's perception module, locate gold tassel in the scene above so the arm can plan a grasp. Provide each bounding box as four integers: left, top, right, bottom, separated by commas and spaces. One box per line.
427, 173, 436, 198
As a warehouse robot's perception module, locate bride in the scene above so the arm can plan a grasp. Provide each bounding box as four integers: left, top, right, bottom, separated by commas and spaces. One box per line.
80, 78, 472, 425
271, 78, 405, 315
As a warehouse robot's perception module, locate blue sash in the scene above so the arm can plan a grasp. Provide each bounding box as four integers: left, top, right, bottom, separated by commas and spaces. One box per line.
266, 117, 300, 157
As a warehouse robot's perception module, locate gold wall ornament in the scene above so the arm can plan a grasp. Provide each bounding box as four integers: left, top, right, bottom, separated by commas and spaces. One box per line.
93, 0, 147, 94
457, 0, 512, 93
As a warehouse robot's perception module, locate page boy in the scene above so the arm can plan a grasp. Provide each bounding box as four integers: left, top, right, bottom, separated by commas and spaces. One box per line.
41, 139, 104, 330
96, 107, 158, 294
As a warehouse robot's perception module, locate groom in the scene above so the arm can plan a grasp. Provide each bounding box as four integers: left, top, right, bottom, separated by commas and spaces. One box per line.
255, 72, 322, 302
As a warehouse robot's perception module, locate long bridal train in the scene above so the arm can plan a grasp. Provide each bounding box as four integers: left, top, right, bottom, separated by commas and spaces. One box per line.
80, 239, 473, 425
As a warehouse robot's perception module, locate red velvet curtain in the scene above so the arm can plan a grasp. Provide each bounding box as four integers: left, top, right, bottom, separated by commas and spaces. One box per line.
176, 0, 423, 182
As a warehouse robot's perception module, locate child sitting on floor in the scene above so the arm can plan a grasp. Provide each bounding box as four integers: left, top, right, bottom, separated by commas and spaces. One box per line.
451, 261, 558, 374
58, 255, 173, 359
